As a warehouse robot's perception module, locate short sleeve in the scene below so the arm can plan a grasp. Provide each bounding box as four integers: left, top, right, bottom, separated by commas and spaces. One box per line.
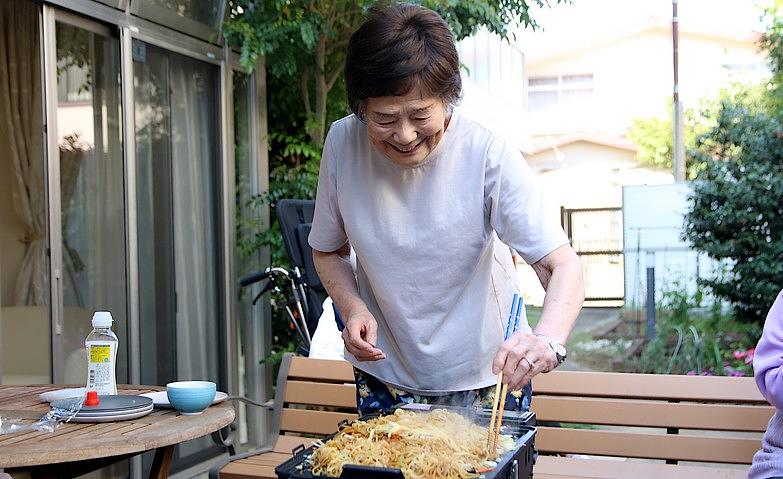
484, 136, 569, 264
308, 127, 348, 252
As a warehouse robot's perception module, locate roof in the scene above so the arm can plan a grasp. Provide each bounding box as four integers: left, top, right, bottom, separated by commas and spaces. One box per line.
522, 134, 638, 156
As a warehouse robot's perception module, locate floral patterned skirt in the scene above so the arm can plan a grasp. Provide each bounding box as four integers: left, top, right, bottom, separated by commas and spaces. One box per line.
353, 367, 532, 417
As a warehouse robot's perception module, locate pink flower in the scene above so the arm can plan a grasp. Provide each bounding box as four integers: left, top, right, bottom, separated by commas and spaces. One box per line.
687, 370, 697, 376
745, 348, 756, 364
733, 350, 746, 360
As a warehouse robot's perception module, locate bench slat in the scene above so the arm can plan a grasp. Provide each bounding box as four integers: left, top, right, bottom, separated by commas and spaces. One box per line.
535, 456, 748, 479
534, 395, 773, 432
537, 426, 760, 463
279, 408, 358, 435
237, 452, 291, 466
284, 380, 356, 409
288, 357, 353, 382
273, 435, 317, 454
220, 461, 276, 479
533, 371, 765, 402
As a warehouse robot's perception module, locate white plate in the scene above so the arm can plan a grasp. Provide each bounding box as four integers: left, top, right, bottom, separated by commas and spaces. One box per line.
70, 407, 152, 423
75, 405, 153, 417
139, 391, 228, 408
40, 387, 87, 403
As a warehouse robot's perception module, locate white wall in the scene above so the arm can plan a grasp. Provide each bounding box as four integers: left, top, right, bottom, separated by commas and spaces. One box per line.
622, 183, 720, 308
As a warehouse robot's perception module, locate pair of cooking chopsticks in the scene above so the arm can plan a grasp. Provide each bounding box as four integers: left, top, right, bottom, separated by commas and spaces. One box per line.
487, 293, 524, 455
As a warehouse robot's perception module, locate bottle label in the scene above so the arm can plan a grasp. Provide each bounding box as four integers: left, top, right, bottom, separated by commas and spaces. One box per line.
90, 345, 111, 363
86, 341, 117, 396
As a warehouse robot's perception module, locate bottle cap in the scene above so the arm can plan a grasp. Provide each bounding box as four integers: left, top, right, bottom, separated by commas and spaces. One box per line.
85, 390, 100, 406
91, 311, 113, 328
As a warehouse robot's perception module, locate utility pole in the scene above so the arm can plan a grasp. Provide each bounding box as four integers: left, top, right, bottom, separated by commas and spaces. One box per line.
672, 0, 685, 181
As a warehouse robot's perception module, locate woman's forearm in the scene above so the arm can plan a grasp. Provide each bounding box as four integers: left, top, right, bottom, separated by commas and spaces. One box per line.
312, 248, 369, 318
531, 245, 585, 344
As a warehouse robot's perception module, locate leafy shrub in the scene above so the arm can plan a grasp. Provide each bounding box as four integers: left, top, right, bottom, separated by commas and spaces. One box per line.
683, 90, 783, 324
629, 283, 761, 376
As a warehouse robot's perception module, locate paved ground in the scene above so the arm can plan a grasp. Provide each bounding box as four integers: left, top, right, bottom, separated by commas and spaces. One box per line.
572, 307, 621, 335
561, 307, 622, 372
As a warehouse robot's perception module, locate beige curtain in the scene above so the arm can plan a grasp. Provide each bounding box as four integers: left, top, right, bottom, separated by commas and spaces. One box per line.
0, 0, 46, 305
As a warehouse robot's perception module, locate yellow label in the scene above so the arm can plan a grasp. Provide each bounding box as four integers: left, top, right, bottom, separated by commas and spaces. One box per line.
89, 345, 111, 363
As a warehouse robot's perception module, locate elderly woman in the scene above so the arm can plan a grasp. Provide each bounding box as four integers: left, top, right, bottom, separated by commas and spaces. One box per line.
309, 3, 584, 416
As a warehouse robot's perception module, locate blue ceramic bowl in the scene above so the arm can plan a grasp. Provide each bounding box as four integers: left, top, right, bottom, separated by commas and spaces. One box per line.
166, 381, 216, 415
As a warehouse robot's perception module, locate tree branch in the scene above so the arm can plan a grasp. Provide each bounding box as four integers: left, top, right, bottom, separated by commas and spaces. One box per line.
326, 65, 343, 92
300, 67, 312, 117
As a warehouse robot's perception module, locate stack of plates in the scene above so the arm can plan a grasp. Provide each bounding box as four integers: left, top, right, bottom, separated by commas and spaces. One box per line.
51, 395, 153, 423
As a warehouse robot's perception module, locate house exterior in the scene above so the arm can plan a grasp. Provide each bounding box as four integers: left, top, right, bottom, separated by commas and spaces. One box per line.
0, 1, 271, 476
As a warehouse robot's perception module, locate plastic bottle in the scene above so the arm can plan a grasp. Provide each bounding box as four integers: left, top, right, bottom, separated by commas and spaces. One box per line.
85, 311, 118, 396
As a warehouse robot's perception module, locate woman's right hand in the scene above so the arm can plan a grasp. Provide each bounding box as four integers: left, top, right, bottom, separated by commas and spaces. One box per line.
342, 309, 386, 361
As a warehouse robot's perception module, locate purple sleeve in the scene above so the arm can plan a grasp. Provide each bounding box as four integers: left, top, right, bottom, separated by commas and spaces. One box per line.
754, 290, 783, 408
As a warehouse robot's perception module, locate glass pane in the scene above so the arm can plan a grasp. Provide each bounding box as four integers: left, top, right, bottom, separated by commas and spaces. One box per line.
55, 21, 128, 386
234, 72, 264, 447
528, 75, 558, 87
562, 73, 594, 85
134, 39, 223, 466
0, 0, 51, 385
528, 90, 558, 112
562, 87, 594, 105
136, 0, 225, 33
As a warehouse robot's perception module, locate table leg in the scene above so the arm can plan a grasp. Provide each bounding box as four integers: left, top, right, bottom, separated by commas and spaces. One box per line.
149, 445, 175, 479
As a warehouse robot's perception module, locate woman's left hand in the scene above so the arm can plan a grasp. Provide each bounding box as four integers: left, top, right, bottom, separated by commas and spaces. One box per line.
492, 332, 559, 391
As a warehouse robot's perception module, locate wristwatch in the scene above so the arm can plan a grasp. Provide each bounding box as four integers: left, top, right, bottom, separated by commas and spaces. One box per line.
534, 333, 567, 366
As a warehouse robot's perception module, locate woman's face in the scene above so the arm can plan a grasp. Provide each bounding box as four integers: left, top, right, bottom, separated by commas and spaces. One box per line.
364, 86, 449, 168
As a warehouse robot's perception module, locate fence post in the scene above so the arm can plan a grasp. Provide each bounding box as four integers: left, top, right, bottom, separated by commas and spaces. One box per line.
646, 257, 656, 340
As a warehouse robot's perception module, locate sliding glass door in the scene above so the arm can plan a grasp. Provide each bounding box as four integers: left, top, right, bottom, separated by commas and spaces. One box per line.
53, 17, 128, 385
0, 0, 49, 385
133, 39, 224, 467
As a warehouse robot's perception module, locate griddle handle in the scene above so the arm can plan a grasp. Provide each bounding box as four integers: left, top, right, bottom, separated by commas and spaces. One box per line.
291, 444, 305, 457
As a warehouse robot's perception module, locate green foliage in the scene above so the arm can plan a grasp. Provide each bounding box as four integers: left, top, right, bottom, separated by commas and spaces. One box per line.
628, 103, 708, 177
678, 3, 783, 324
759, 0, 783, 110
629, 283, 761, 376
683, 90, 783, 323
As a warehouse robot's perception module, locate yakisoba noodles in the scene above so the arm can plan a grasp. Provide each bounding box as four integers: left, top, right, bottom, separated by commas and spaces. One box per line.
310, 409, 515, 478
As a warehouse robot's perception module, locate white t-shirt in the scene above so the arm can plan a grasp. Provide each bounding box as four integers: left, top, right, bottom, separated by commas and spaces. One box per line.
309, 110, 569, 394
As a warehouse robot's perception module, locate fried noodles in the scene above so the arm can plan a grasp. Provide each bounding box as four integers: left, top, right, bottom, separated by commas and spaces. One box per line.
311, 408, 515, 478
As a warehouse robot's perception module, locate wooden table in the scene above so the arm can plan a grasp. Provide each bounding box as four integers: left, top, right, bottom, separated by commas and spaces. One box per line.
0, 385, 235, 478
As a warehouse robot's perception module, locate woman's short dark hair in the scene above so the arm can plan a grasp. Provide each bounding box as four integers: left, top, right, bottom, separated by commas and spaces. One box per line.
345, 3, 462, 117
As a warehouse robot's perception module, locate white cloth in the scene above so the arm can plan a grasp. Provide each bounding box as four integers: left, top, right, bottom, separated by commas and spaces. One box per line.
309, 110, 568, 394
308, 298, 346, 360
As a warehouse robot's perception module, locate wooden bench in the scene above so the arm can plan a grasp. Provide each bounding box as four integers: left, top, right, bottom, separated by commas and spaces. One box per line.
531, 370, 773, 478
211, 354, 773, 479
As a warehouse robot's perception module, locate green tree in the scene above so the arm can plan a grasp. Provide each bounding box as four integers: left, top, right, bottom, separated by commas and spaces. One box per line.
628, 103, 706, 176
225, 0, 568, 145
682, 3, 783, 323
